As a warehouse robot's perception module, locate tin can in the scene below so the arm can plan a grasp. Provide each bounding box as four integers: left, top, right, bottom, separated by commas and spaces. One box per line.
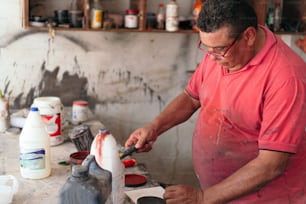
72, 100, 89, 124
69, 124, 93, 151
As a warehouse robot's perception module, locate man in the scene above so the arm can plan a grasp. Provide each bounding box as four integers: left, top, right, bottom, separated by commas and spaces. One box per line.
125, 0, 306, 203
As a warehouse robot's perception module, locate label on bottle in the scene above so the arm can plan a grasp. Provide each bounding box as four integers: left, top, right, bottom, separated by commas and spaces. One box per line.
41, 114, 61, 136
91, 9, 103, 28
20, 148, 46, 170
125, 15, 138, 28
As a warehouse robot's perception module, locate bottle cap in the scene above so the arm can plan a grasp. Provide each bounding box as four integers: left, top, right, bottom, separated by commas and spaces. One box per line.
99, 128, 109, 135
30, 107, 39, 112
73, 100, 88, 106
126, 9, 139, 15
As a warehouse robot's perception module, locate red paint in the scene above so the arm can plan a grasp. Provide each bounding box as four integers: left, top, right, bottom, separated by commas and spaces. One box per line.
69, 151, 90, 165
91, 130, 107, 168
125, 174, 147, 187
122, 159, 136, 168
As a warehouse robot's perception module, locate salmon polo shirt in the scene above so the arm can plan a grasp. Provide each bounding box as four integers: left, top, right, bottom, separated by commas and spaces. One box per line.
185, 25, 306, 203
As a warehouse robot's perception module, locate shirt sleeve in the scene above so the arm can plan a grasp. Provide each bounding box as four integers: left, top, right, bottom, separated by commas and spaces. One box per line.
258, 77, 306, 153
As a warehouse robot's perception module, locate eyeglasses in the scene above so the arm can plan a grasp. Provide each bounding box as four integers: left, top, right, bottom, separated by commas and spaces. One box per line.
198, 34, 241, 59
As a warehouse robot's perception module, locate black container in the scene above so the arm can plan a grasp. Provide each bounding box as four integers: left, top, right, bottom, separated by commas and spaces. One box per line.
146, 13, 157, 29
59, 165, 104, 204
69, 10, 83, 28
54, 10, 69, 24
82, 154, 112, 202
137, 196, 166, 204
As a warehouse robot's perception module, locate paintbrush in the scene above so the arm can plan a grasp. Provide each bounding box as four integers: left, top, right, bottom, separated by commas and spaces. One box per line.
119, 145, 137, 160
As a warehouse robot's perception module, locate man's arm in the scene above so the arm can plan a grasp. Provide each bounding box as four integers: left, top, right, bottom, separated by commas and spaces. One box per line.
203, 149, 290, 203
125, 91, 200, 150
164, 150, 290, 204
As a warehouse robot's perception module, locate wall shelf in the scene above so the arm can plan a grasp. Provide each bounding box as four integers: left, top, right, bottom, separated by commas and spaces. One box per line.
22, 0, 306, 34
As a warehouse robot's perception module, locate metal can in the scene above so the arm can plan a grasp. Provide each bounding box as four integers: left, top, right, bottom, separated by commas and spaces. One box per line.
72, 100, 89, 124
69, 124, 93, 151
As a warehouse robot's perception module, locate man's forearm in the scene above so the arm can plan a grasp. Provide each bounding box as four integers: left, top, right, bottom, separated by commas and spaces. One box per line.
202, 150, 290, 203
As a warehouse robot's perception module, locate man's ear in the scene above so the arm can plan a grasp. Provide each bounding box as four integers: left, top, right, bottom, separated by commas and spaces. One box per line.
243, 27, 257, 46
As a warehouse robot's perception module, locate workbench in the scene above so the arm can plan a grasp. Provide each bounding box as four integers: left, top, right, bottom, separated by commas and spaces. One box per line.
0, 114, 162, 204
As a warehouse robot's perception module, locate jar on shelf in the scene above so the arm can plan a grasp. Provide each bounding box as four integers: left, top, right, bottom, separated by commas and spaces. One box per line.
124, 9, 139, 29
166, 0, 179, 32
90, 0, 103, 29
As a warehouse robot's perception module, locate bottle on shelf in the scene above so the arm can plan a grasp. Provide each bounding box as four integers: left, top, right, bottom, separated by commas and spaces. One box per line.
266, 7, 274, 31
69, 0, 84, 28
157, 3, 165, 30
166, 0, 179, 32
192, 0, 203, 32
19, 107, 51, 179
90, 0, 103, 29
90, 129, 125, 204
273, 1, 282, 32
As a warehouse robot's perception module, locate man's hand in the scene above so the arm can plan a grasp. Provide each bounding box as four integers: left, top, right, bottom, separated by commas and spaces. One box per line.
124, 124, 158, 152
163, 185, 204, 204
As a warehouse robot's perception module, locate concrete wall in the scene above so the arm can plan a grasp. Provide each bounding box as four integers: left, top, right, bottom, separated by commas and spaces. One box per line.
0, 0, 305, 188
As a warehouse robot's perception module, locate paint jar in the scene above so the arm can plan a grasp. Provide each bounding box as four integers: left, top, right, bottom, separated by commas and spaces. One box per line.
69, 151, 90, 166
72, 100, 89, 124
32, 96, 64, 146
125, 9, 139, 29
58, 165, 104, 204
69, 124, 94, 151
19, 107, 51, 179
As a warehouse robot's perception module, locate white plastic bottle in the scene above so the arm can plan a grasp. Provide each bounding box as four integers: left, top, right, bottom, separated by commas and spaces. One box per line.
90, 129, 125, 204
166, 0, 179, 32
157, 3, 165, 30
19, 107, 51, 179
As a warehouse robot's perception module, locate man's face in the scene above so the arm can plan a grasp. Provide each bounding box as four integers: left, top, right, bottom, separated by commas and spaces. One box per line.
199, 26, 245, 69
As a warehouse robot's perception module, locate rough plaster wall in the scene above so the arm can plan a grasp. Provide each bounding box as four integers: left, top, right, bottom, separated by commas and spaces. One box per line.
0, 0, 202, 187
